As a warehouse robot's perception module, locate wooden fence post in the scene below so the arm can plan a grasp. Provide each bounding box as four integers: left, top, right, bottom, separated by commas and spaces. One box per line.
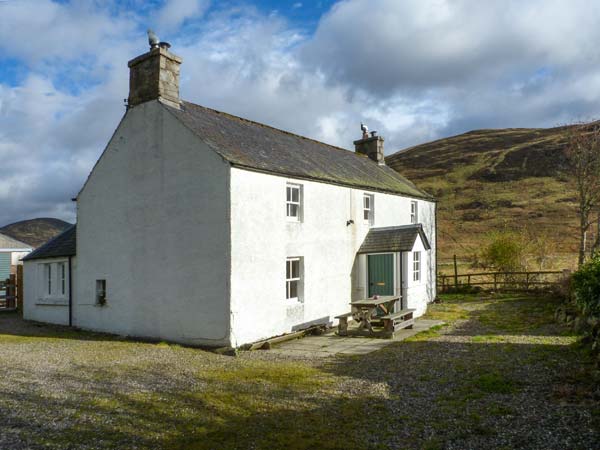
7, 274, 16, 309
17, 265, 23, 313
453, 254, 458, 288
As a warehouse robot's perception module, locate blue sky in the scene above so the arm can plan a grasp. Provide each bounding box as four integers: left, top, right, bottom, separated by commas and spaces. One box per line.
1, 0, 600, 226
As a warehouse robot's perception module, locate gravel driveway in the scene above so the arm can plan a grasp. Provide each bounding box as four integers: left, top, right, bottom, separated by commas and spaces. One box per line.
0, 294, 598, 449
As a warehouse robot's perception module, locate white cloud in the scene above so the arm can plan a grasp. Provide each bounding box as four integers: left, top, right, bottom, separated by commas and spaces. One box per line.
156, 0, 210, 31
1, 0, 600, 226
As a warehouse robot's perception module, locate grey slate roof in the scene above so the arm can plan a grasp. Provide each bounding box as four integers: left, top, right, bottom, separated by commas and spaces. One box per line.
358, 224, 431, 254
165, 102, 433, 199
22, 225, 76, 261
0, 232, 31, 250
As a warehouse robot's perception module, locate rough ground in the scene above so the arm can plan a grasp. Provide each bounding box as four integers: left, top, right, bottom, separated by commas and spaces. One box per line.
0, 294, 598, 449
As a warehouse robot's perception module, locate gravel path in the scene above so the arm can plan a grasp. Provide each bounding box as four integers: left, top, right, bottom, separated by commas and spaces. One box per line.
0, 295, 598, 449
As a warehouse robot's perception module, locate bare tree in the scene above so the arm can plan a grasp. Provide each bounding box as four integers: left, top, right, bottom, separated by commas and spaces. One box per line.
565, 122, 600, 266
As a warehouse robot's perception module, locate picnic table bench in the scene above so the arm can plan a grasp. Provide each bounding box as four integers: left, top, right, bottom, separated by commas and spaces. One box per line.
336, 296, 415, 338
380, 309, 415, 337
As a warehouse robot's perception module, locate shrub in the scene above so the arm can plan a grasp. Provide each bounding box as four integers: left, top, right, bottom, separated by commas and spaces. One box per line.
481, 231, 526, 272
571, 256, 600, 317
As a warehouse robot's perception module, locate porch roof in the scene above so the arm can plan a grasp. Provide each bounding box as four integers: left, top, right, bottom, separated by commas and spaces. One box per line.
358, 224, 431, 254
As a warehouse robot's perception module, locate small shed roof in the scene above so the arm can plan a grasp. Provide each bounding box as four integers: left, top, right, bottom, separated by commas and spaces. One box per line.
0, 232, 32, 250
22, 225, 76, 261
358, 224, 431, 254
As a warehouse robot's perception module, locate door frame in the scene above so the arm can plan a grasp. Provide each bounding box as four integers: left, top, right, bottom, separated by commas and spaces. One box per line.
365, 252, 398, 299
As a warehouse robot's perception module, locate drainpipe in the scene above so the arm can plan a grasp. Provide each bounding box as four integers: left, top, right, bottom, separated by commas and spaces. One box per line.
68, 256, 73, 327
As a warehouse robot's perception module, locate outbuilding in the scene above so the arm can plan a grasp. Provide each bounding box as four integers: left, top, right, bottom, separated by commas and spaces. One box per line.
22, 226, 76, 326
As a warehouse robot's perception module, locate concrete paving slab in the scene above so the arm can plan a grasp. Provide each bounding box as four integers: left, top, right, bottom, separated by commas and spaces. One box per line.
272, 318, 444, 357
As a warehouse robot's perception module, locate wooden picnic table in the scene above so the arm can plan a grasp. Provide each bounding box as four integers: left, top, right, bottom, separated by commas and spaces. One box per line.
349, 295, 400, 333
336, 295, 415, 338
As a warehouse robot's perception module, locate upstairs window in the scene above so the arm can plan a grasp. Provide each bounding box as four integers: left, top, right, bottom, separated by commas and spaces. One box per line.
413, 251, 421, 282
286, 184, 302, 221
286, 257, 302, 301
411, 201, 418, 224
363, 194, 374, 225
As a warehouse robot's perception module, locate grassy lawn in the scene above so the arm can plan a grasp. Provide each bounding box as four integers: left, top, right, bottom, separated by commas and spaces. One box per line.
0, 294, 598, 449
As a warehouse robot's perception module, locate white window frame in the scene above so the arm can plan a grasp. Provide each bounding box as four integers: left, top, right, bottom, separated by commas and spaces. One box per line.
59, 262, 66, 296
363, 194, 374, 226
413, 251, 421, 282
286, 257, 302, 302
411, 201, 418, 224
96, 280, 107, 306
44, 263, 52, 296
286, 183, 302, 222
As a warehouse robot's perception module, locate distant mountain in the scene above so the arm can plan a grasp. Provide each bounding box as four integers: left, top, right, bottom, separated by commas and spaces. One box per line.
0, 218, 72, 248
386, 124, 584, 269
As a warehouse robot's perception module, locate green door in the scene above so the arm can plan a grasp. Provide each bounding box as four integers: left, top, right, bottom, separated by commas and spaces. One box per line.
368, 254, 394, 297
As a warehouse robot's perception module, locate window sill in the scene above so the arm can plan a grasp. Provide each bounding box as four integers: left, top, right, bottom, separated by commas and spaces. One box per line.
285, 298, 303, 306
35, 298, 68, 306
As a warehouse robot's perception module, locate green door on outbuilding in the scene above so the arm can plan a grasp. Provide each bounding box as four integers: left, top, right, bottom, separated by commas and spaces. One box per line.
367, 253, 394, 297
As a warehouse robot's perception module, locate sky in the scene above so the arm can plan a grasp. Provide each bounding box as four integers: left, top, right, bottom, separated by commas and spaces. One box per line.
1, 0, 600, 226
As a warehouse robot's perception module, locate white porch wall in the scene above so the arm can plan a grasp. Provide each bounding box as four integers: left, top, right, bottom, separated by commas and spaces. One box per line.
23, 256, 74, 326
74, 101, 231, 347
229, 167, 436, 346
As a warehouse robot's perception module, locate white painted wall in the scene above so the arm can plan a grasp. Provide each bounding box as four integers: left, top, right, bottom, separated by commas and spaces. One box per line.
229, 167, 436, 346
11, 251, 31, 266
74, 101, 231, 347
23, 257, 74, 326
402, 235, 432, 316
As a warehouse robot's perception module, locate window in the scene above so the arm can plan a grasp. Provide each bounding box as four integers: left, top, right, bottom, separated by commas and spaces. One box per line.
59, 263, 66, 296
363, 194, 374, 225
286, 258, 301, 301
96, 280, 107, 306
411, 201, 418, 224
413, 252, 421, 282
44, 264, 52, 296
286, 184, 302, 221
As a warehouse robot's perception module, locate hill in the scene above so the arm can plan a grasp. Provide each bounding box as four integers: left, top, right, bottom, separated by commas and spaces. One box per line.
386, 125, 583, 270
0, 218, 72, 248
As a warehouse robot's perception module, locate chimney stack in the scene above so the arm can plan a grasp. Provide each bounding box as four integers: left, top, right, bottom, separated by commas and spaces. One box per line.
127, 34, 182, 110
354, 126, 385, 165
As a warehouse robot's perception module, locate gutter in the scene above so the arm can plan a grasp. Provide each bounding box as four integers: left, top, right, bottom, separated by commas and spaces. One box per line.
68, 256, 73, 327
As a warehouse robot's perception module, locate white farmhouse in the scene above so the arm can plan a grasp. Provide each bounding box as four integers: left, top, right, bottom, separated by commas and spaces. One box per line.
23, 42, 436, 348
